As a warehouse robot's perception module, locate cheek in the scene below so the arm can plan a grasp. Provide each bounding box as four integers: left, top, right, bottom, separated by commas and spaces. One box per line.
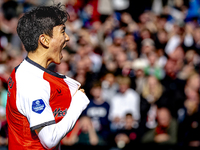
50, 39, 58, 47
51, 41, 61, 52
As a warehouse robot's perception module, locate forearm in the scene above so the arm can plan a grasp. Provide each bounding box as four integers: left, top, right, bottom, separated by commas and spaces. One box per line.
88, 128, 99, 145
37, 91, 90, 149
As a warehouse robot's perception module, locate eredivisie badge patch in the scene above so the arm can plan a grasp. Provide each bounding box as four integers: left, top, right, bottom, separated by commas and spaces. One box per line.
32, 99, 46, 114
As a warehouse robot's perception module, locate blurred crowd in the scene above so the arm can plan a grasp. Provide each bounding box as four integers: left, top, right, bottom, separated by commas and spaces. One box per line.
0, 0, 200, 150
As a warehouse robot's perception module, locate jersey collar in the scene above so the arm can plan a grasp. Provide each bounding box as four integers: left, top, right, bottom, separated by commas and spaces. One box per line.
25, 56, 66, 78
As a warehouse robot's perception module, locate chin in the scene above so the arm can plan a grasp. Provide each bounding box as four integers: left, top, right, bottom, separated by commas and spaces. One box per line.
55, 61, 61, 64
53, 59, 61, 65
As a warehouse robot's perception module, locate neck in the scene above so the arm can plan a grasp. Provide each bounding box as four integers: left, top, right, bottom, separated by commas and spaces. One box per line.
27, 50, 51, 69
27, 45, 52, 69
93, 97, 104, 105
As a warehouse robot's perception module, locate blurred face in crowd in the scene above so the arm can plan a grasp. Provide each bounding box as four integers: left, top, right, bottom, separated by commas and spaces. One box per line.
118, 77, 131, 94
82, 55, 92, 72
113, 37, 123, 46
76, 60, 87, 75
125, 35, 137, 51
148, 75, 158, 90
139, 12, 150, 24
119, 83, 129, 94
140, 28, 151, 40
193, 27, 200, 42
90, 86, 102, 100
92, 21, 102, 31
164, 59, 177, 77
135, 69, 145, 77
157, 29, 168, 44
169, 46, 185, 62
104, 73, 115, 86
185, 87, 199, 102
124, 114, 134, 130
147, 51, 158, 66
157, 16, 167, 30
186, 74, 200, 92
79, 116, 92, 133
157, 108, 171, 127
56, 60, 69, 75
115, 51, 127, 68
185, 50, 196, 64
141, 39, 155, 55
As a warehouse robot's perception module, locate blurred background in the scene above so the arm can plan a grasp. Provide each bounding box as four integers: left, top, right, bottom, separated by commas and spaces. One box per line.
0, 0, 200, 150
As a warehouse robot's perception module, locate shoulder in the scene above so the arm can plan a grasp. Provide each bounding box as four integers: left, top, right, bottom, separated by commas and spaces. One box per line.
15, 61, 51, 114
16, 60, 50, 94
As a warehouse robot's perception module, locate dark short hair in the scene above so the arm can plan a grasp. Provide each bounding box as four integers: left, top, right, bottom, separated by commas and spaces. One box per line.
92, 81, 102, 88
17, 3, 69, 52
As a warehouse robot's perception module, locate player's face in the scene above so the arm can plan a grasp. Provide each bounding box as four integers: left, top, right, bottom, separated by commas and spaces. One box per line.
49, 24, 69, 64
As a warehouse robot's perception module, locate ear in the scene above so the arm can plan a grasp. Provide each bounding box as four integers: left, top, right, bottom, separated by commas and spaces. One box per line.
39, 34, 50, 48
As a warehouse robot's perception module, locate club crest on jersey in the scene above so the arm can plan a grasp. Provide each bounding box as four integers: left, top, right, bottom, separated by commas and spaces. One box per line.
32, 99, 46, 114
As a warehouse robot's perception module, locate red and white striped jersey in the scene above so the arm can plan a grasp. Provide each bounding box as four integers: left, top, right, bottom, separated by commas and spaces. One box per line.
6, 57, 75, 150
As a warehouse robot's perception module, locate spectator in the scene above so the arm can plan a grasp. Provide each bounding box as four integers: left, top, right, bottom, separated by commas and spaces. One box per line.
61, 121, 80, 148
144, 50, 165, 80
109, 76, 140, 131
104, 29, 125, 67
101, 72, 119, 104
140, 75, 165, 133
0, 1, 22, 51
113, 113, 140, 150
115, 50, 129, 76
123, 32, 138, 61
177, 49, 200, 81
82, 81, 111, 146
73, 57, 97, 99
154, 29, 168, 68
160, 58, 186, 118
75, 115, 101, 149
55, 59, 71, 77
61, 115, 101, 150
185, 73, 200, 94
0, 79, 7, 109
177, 73, 200, 150
139, 38, 156, 61
141, 107, 178, 150
192, 26, 200, 55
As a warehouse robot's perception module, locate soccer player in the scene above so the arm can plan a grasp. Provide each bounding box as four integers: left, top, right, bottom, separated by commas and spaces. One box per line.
6, 3, 90, 150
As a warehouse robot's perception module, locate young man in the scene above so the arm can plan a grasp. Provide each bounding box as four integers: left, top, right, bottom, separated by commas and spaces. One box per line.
6, 3, 90, 150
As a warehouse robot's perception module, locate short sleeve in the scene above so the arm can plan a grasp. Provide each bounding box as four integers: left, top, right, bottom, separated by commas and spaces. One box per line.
16, 78, 55, 131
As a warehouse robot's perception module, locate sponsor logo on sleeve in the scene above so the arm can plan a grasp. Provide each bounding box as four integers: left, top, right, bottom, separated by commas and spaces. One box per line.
32, 99, 46, 114
53, 108, 67, 118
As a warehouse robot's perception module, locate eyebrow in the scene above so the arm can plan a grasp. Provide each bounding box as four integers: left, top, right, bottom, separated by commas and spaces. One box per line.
60, 25, 65, 31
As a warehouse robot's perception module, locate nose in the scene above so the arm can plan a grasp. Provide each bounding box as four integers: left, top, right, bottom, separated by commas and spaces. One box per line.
65, 32, 70, 42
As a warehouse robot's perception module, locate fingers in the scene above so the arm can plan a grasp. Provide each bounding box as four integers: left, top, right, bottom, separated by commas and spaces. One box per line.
79, 89, 85, 94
